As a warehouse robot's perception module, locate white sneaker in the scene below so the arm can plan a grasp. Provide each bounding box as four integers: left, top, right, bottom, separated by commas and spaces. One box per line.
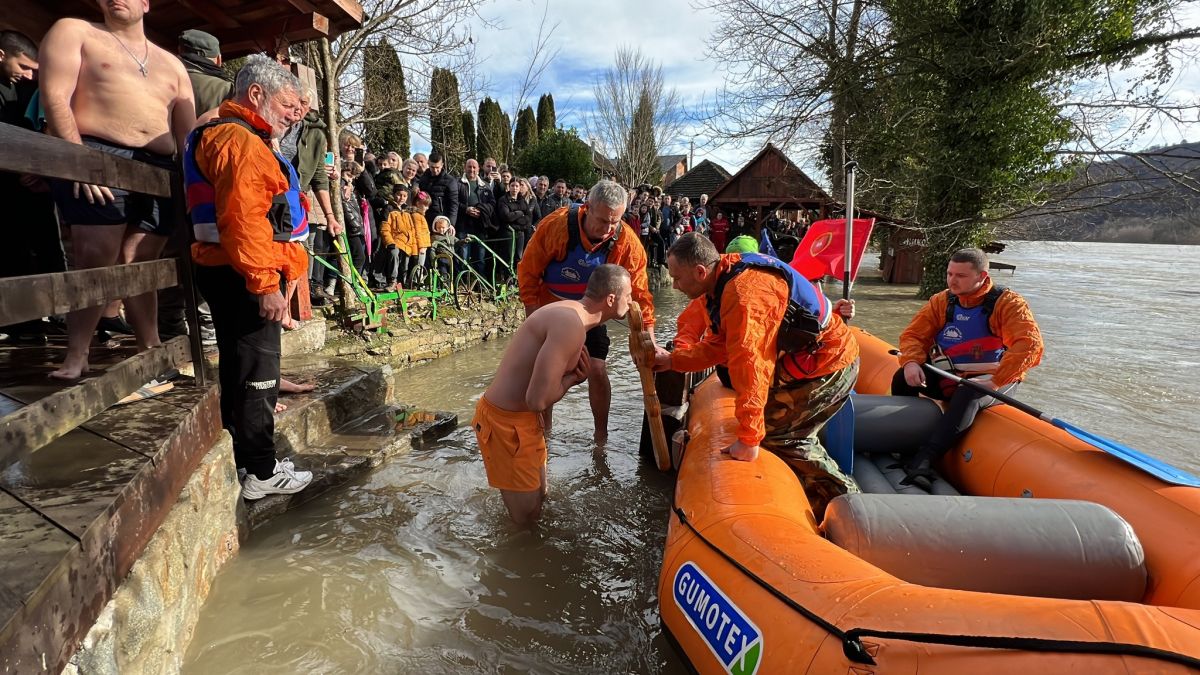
241, 458, 313, 500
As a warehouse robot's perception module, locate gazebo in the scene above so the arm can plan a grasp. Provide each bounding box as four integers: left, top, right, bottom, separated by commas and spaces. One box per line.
709, 143, 832, 229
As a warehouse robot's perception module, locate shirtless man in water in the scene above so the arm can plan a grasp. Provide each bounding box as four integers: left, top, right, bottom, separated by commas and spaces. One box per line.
473, 264, 632, 526
41, 0, 196, 380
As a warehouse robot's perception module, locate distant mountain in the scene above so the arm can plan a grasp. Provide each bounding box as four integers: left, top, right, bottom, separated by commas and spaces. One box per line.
999, 141, 1200, 244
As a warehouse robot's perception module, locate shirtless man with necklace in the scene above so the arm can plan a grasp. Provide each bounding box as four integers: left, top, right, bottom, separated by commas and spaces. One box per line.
40, 0, 196, 380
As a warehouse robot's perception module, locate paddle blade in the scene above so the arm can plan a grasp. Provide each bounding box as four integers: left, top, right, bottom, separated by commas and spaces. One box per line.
1054, 420, 1200, 488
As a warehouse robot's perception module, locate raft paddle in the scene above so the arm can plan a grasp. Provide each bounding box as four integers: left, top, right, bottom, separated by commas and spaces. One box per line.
628, 302, 671, 471
842, 161, 858, 302
922, 364, 1200, 488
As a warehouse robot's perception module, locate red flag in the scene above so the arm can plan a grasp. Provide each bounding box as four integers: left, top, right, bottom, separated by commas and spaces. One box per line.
789, 218, 875, 281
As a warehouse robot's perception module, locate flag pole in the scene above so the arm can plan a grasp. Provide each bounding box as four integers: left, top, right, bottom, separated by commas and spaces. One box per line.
842, 161, 859, 301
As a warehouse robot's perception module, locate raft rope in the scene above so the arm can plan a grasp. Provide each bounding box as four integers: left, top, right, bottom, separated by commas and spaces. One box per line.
669, 441, 1200, 669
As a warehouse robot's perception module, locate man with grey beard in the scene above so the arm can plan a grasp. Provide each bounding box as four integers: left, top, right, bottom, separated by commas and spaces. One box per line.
185, 54, 313, 500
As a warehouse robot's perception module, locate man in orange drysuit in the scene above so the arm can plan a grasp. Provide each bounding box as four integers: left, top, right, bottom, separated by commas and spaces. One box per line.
653, 233, 859, 518
893, 247, 1043, 488
517, 180, 654, 444
186, 55, 313, 500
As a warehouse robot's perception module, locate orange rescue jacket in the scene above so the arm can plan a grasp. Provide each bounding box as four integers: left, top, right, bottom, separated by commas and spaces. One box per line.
898, 278, 1043, 386
517, 204, 655, 328
191, 100, 307, 294
670, 254, 859, 446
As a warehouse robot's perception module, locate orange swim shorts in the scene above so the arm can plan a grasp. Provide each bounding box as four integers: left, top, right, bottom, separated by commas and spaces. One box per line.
471, 396, 547, 492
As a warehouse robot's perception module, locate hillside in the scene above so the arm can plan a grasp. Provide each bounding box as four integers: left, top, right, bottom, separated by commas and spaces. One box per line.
998, 141, 1200, 244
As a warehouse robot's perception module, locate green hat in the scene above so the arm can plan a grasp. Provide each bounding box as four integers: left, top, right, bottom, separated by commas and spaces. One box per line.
179, 30, 221, 59
725, 235, 759, 254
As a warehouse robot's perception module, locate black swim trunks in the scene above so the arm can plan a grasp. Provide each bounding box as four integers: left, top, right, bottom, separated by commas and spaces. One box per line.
50, 136, 177, 236
584, 324, 610, 361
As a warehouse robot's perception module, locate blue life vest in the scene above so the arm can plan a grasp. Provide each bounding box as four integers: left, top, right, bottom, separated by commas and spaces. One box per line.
183, 117, 309, 245
707, 253, 832, 355
543, 204, 619, 300
934, 286, 1007, 374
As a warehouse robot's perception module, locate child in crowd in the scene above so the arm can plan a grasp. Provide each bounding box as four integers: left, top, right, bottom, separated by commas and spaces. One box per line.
430, 215, 456, 282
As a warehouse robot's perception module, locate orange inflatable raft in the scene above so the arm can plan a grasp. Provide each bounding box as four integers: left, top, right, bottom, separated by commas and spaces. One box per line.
658, 327, 1200, 674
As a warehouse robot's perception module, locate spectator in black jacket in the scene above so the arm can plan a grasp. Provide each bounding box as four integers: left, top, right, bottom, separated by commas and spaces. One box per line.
541, 178, 571, 216
458, 158, 496, 276
497, 177, 538, 277
419, 151, 459, 229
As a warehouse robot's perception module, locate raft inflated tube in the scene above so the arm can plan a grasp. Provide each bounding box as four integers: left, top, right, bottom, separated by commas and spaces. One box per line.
851, 453, 897, 494
824, 494, 1148, 601
852, 394, 944, 455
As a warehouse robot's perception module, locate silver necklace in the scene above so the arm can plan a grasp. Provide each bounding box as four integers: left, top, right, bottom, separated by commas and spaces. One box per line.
109, 31, 149, 77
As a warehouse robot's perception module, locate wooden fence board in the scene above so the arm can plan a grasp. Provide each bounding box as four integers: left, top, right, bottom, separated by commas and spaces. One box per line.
0, 336, 192, 467
0, 125, 172, 197
0, 259, 178, 327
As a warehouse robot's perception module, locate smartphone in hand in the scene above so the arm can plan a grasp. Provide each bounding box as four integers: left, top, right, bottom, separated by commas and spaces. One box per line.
324, 151, 335, 167
354, 148, 365, 163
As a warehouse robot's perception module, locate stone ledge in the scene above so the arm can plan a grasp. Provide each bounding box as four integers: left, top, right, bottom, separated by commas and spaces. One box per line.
280, 319, 327, 358
64, 433, 240, 675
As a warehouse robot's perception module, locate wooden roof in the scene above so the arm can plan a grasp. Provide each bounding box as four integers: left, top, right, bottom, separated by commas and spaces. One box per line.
709, 143, 830, 207
665, 159, 732, 202
4, 0, 363, 58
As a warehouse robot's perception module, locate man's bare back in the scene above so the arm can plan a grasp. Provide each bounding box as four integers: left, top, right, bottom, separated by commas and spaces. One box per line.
41, 17, 192, 156
484, 302, 599, 413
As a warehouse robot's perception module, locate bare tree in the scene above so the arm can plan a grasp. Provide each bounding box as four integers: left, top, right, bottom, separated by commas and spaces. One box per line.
589, 46, 685, 186
695, 0, 889, 196
304, 0, 488, 144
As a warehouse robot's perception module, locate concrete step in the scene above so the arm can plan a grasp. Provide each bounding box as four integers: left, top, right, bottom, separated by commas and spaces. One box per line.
271, 360, 393, 456
244, 402, 457, 530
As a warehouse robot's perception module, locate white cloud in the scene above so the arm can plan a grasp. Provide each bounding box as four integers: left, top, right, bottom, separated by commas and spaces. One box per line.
408, 0, 1200, 181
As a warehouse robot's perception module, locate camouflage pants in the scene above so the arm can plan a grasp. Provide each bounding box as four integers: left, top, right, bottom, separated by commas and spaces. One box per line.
761, 359, 860, 518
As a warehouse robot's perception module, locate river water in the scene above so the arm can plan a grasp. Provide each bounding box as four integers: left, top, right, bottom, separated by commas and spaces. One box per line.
182, 241, 1197, 674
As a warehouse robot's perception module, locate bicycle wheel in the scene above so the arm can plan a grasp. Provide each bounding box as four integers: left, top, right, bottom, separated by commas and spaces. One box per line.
455, 272, 483, 309
408, 264, 428, 289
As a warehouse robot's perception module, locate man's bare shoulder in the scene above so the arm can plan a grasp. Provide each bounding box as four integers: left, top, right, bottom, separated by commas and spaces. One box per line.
45, 17, 94, 41
150, 42, 188, 75
529, 302, 586, 332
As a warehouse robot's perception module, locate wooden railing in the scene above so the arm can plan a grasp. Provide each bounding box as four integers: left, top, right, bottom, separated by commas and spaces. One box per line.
0, 124, 206, 466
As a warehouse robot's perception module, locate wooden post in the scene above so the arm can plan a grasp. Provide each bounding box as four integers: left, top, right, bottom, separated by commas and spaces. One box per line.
172, 177, 207, 387
318, 36, 356, 313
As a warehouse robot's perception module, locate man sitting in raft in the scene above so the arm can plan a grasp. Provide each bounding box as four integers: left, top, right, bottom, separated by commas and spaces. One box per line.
652, 233, 858, 519
894, 247, 1044, 488
473, 264, 633, 527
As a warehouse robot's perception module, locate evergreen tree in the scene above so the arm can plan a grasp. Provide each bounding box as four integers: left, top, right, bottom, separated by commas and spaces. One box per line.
513, 105, 538, 156
476, 97, 507, 163
362, 41, 409, 157
429, 68, 466, 172
501, 111, 513, 165
536, 93, 556, 135
461, 109, 477, 160
514, 127, 596, 188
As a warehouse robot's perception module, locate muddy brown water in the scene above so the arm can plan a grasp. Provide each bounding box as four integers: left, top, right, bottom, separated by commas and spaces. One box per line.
183, 241, 1197, 674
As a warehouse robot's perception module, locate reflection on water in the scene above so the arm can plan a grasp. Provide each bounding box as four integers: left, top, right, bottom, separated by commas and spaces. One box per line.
183, 241, 1197, 674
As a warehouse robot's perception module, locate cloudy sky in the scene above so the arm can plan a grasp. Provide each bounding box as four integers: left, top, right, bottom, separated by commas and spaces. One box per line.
410, 0, 1200, 185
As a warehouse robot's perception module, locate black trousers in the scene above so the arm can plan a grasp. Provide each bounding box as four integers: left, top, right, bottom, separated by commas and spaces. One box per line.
891, 366, 1018, 455
0, 177, 65, 334
197, 264, 282, 479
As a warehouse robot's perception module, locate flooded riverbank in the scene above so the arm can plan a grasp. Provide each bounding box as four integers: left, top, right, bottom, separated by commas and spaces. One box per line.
183, 241, 1197, 674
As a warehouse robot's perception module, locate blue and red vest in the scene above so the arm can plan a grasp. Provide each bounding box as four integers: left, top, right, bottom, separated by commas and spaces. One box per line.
934, 286, 1007, 375
183, 117, 309, 245
707, 253, 833, 360
543, 204, 619, 300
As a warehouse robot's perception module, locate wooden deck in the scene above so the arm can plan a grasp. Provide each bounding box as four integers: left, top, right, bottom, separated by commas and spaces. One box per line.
0, 336, 221, 675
